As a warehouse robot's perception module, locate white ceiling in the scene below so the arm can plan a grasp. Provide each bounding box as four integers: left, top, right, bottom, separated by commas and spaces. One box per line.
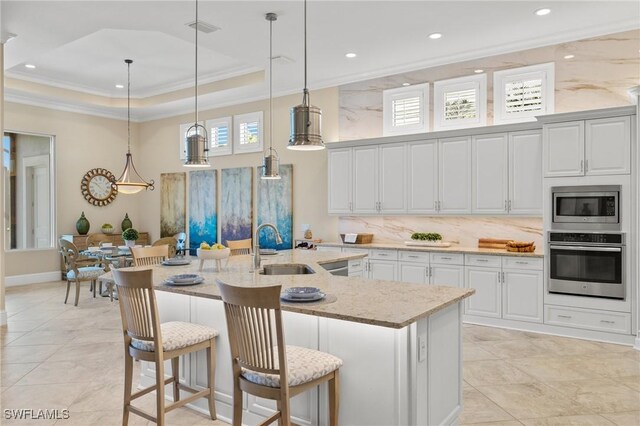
2, 1, 639, 121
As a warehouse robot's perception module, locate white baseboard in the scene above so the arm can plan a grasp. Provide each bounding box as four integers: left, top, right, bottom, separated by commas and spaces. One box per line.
0, 310, 7, 326
5, 271, 61, 287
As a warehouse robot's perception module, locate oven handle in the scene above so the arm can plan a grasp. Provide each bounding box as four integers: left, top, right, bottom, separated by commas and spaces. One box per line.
549, 245, 622, 252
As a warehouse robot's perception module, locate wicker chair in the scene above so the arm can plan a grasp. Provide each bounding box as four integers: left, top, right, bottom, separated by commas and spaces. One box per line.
59, 239, 106, 306
152, 237, 177, 258
85, 233, 111, 247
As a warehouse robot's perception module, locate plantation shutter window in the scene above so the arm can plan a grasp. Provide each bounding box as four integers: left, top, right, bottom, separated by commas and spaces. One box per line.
206, 117, 232, 156
233, 111, 264, 154
383, 83, 429, 136
494, 63, 554, 125
434, 74, 487, 130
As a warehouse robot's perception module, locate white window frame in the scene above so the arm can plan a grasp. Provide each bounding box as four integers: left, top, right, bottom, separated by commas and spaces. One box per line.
434, 74, 487, 130
233, 111, 264, 154
179, 121, 204, 160
493, 62, 555, 125
383, 83, 429, 136
206, 117, 232, 157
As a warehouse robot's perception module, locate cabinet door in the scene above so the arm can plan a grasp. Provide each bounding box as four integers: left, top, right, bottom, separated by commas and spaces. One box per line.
543, 121, 584, 177
464, 266, 501, 318
509, 130, 542, 215
399, 262, 428, 284
379, 144, 406, 214
368, 259, 397, 281
430, 264, 463, 288
585, 116, 631, 175
407, 140, 438, 214
327, 148, 352, 214
472, 133, 508, 214
502, 269, 543, 323
439, 137, 471, 213
352, 146, 379, 214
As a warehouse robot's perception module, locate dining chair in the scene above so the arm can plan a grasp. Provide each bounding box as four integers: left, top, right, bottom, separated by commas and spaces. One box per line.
217, 280, 342, 426
59, 239, 106, 306
152, 237, 178, 258
85, 232, 111, 247
226, 239, 252, 256
112, 269, 218, 426
131, 245, 169, 267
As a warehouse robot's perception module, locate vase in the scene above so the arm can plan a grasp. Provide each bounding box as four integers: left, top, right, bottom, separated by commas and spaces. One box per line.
76, 212, 90, 235
121, 213, 132, 232
124, 239, 136, 248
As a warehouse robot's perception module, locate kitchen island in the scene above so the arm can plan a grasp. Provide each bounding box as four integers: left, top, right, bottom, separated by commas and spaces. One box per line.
100, 250, 474, 426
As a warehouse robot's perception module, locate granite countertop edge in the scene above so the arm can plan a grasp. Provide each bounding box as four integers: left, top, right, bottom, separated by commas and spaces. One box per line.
318, 242, 544, 258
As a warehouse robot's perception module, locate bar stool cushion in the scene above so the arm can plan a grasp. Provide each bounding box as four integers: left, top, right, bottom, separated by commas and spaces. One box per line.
242, 345, 343, 388
67, 266, 105, 280
131, 321, 218, 352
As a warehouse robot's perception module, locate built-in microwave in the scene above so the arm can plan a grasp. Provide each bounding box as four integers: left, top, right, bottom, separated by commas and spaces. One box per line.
551, 185, 620, 230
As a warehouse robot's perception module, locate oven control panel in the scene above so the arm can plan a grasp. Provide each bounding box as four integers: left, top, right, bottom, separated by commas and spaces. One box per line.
548, 232, 624, 245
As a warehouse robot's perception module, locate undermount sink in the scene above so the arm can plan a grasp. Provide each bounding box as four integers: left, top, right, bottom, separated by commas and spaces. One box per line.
260, 264, 316, 275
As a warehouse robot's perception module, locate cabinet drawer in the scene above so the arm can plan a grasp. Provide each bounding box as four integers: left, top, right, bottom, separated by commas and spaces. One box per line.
341, 247, 369, 255
545, 305, 631, 335
502, 256, 543, 271
465, 254, 501, 268
348, 259, 364, 272
431, 253, 464, 265
369, 249, 398, 260
398, 251, 429, 263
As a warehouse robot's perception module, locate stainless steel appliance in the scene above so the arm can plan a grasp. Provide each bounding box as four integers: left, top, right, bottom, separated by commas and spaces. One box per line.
548, 232, 625, 299
321, 260, 349, 276
552, 185, 620, 230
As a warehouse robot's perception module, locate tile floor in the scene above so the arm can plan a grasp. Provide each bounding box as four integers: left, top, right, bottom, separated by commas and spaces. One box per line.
1, 281, 639, 425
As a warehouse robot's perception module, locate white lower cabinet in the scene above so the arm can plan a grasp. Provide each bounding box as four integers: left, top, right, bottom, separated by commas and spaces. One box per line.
399, 262, 428, 284
465, 255, 543, 323
368, 259, 397, 281
348, 258, 366, 277
431, 264, 464, 288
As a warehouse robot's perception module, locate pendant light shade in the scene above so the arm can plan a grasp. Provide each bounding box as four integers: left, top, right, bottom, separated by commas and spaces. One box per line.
288, 0, 325, 151
184, 0, 210, 167
116, 59, 154, 194
261, 12, 281, 179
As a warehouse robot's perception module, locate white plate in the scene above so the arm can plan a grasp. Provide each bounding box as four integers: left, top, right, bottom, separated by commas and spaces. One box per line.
170, 273, 201, 283
404, 241, 452, 247
162, 259, 191, 266
164, 277, 204, 286
281, 292, 326, 303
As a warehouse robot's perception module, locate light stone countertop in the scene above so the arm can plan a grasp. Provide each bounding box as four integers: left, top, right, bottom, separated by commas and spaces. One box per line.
318, 241, 544, 258
99, 250, 474, 329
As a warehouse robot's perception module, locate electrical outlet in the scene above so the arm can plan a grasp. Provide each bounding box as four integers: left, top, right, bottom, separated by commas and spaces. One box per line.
418, 334, 427, 362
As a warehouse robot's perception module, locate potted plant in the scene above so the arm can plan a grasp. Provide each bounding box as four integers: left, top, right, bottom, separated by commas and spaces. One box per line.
122, 228, 139, 248
101, 223, 114, 234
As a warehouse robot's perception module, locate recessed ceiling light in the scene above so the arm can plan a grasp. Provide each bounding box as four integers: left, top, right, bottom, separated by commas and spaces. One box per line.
345, 52, 357, 58
24, 64, 36, 69
428, 32, 442, 39
535, 8, 551, 16
115, 84, 124, 89
402, 83, 411, 86
474, 69, 484, 73
563, 54, 575, 59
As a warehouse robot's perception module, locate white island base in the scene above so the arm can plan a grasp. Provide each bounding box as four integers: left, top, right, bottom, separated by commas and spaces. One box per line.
139, 291, 463, 426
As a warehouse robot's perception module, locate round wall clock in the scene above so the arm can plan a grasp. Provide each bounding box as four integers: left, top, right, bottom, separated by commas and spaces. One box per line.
81, 168, 118, 206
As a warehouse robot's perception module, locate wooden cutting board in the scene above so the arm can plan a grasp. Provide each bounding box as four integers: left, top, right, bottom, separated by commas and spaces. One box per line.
478, 238, 511, 249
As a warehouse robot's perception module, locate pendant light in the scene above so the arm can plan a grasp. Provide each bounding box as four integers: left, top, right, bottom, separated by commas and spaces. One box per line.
116, 59, 155, 194
287, 0, 324, 150
261, 12, 281, 180
184, 0, 210, 167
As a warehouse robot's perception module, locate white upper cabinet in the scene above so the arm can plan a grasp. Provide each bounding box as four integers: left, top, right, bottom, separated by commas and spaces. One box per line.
585, 116, 631, 175
327, 148, 353, 214
472, 133, 508, 214
407, 141, 438, 214
379, 144, 407, 214
543, 115, 631, 177
543, 121, 584, 177
509, 130, 542, 215
439, 137, 472, 214
352, 146, 379, 214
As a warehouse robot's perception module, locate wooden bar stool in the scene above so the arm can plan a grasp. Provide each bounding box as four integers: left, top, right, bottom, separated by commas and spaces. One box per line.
217, 280, 342, 426
130, 245, 169, 266
112, 269, 218, 425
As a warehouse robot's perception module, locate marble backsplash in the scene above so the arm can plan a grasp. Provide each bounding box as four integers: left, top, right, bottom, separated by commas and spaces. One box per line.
337, 216, 544, 250
339, 29, 640, 141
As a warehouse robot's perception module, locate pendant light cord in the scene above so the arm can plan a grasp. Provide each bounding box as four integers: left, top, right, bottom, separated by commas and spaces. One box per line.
302, 0, 309, 107
269, 14, 273, 153
127, 59, 132, 154
195, 0, 199, 124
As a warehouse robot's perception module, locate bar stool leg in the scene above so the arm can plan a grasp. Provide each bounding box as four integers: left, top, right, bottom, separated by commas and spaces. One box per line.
206, 339, 217, 420
155, 357, 166, 426
329, 370, 340, 426
123, 353, 133, 426
171, 357, 180, 402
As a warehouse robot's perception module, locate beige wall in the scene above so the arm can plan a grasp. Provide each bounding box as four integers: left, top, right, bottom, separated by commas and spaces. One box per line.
137, 87, 340, 245
1, 43, 6, 320
3, 103, 142, 276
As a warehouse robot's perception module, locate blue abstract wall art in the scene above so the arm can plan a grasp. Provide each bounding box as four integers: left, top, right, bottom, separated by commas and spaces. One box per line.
257, 164, 293, 250
188, 170, 217, 255
220, 167, 253, 245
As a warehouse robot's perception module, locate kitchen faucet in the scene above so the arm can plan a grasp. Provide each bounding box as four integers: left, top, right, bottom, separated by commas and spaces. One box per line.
253, 223, 283, 270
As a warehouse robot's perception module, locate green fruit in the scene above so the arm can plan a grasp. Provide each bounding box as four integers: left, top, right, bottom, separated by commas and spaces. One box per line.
411, 232, 442, 241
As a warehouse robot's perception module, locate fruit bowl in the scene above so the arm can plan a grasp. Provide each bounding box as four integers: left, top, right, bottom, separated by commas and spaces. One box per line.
197, 247, 230, 260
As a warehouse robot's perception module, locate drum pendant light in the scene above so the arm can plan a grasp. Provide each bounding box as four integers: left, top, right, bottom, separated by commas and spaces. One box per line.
287, 0, 324, 150
184, 0, 210, 167
116, 59, 155, 194
261, 13, 281, 180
